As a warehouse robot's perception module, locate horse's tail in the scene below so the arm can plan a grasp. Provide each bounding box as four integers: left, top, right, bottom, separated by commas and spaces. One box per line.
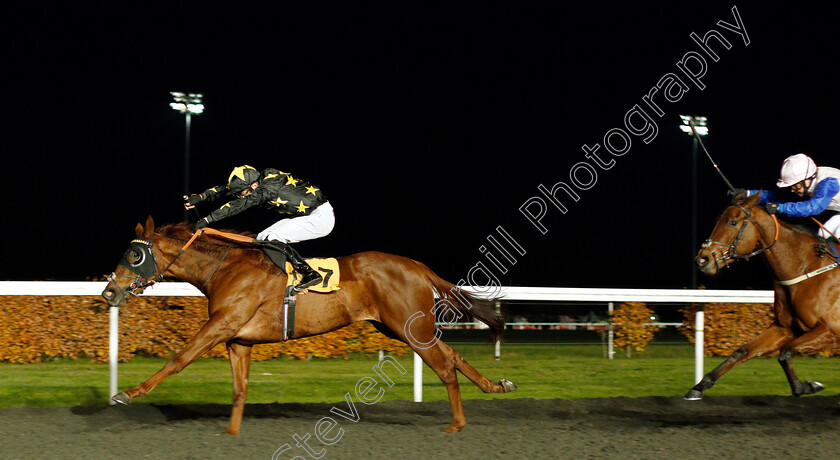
420, 263, 505, 343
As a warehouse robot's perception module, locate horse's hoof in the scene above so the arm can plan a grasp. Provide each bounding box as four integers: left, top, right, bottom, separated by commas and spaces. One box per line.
111, 392, 132, 405
500, 378, 517, 393
805, 380, 826, 395
442, 424, 464, 433
793, 380, 826, 396
684, 389, 704, 401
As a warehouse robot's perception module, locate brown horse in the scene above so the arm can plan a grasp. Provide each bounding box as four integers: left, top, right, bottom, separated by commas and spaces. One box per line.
101, 217, 516, 434
688, 192, 840, 399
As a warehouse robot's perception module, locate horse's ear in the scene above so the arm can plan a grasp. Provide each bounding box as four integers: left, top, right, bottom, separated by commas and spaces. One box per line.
745, 190, 762, 206
134, 223, 144, 238
143, 216, 155, 239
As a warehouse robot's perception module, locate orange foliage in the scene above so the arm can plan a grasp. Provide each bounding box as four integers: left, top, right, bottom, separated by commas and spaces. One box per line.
680, 303, 772, 357
0, 296, 409, 363
681, 303, 840, 357
610, 302, 659, 355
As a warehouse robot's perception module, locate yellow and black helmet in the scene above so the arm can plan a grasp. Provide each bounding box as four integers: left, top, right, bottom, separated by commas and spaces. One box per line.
227, 165, 260, 195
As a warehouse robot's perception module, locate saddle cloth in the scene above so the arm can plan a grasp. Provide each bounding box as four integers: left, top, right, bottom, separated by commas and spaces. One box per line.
285, 257, 340, 293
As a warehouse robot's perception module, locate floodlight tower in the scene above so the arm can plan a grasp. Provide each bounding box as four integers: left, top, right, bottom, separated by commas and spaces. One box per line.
679, 115, 708, 290
170, 92, 204, 220
680, 115, 708, 386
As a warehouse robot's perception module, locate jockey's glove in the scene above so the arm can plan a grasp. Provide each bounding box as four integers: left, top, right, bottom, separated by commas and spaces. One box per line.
185, 194, 203, 205
764, 203, 781, 215
192, 217, 211, 232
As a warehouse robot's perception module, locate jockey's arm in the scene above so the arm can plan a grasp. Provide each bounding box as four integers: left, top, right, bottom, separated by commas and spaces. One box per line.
772, 178, 839, 217
200, 185, 229, 202
746, 189, 788, 206
185, 185, 229, 211
204, 191, 264, 225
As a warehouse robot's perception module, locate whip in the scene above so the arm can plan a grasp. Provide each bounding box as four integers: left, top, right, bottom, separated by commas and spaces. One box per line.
682, 116, 738, 194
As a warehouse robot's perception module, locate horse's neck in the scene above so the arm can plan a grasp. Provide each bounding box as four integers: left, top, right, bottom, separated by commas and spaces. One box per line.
763, 220, 822, 279
156, 238, 241, 290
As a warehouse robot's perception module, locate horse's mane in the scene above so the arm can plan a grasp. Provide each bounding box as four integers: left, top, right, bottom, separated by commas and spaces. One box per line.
155, 223, 284, 274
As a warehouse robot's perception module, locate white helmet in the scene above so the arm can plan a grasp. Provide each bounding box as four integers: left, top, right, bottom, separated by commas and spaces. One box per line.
777, 153, 817, 188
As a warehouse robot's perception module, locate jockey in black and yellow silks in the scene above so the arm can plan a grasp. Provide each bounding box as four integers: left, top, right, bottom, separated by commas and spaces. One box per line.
184, 165, 334, 291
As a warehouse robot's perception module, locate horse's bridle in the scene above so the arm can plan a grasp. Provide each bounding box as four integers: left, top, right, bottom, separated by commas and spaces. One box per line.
106, 237, 177, 302
701, 203, 779, 270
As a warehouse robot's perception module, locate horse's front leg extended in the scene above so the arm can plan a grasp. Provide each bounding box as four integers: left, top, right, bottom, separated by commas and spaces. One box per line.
685, 324, 792, 400
112, 312, 238, 404
778, 323, 840, 396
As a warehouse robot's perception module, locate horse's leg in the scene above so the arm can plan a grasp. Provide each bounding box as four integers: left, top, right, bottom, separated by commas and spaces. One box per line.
685, 324, 793, 400
225, 341, 252, 435
436, 341, 514, 394
380, 305, 469, 432
778, 323, 840, 396
411, 341, 467, 433
113, 312, 238, 403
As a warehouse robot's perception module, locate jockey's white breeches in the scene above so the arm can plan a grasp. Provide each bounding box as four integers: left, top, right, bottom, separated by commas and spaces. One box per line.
817, 213, 840, 239
257, 201, 335, 244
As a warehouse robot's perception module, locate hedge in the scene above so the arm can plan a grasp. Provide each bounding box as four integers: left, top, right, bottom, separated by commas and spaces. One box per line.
5, 296, 837, 363
610, 302, 660, 357
0, 295, 409, 363
680, 302, 840, 357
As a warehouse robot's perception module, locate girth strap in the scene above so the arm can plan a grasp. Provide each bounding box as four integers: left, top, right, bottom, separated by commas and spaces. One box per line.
777, 263, 839, 286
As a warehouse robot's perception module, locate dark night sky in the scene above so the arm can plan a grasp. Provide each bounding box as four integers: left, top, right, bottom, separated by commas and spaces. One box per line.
2, 3, 837, 291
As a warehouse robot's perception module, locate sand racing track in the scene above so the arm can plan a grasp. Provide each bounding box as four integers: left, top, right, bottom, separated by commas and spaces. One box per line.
3, 396, 840, 459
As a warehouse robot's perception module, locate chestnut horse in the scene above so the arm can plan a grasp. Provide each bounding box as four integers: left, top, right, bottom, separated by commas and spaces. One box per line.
688, 192, 840, 400
101, 217, 516, 434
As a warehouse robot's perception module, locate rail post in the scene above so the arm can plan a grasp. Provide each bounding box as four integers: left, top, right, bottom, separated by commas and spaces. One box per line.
108, 306, 119, 404
695, 305, 705, 384
607, 302, 614, 360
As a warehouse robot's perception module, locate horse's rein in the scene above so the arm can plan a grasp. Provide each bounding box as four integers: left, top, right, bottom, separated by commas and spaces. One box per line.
811, 217, 840, 242
181, 227, 256, 252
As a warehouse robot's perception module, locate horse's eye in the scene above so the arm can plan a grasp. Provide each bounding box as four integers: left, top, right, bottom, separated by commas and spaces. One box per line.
728, 220, 738, 227
127, 248, 144, 265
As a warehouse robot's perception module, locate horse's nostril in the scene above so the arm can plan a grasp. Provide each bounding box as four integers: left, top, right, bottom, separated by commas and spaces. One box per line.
696, 256, 708, 267
103, 289, 114, 299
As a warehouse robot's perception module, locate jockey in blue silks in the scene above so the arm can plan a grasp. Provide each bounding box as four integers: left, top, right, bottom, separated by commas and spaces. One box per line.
739, 153, 840, 240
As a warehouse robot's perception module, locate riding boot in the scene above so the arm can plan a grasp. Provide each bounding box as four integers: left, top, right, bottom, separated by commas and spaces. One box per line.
284, 244, 323, 292
260, 240, 288, 269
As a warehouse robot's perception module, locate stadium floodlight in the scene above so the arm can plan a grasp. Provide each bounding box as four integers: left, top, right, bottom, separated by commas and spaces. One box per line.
170, 92, 204, 114
171, 92, 204, 220
679, 115, 708, 136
